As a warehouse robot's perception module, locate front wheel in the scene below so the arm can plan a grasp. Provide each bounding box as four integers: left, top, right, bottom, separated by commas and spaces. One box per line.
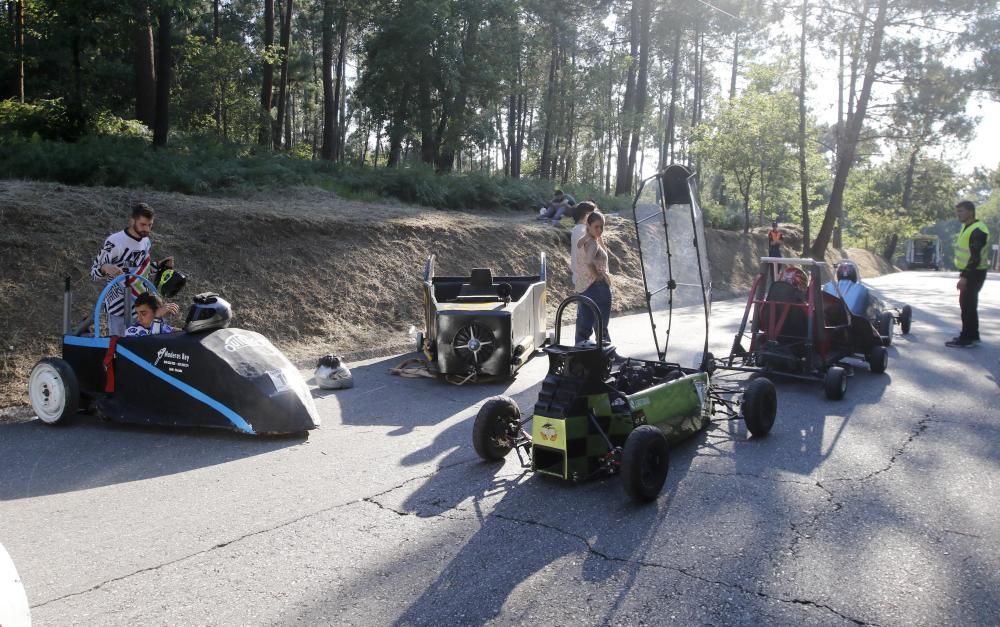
823, 366, 847, 400
742, 377, 777, 437
899, 305, 912, 335
621, 425, 670, 503
868, 345, 888, 374
28, 357, 80, 425
878, 311, 894, 346
472, 396, 522, 461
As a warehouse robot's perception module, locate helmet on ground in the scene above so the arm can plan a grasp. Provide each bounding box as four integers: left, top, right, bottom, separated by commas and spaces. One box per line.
780, 266, 808, 292
315, 354, 353, 390
836, 261, 859, 283
154, 267, 187, 298
184, 292, 232, 333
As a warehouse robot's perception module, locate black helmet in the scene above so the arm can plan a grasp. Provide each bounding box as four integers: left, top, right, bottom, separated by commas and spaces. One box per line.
184, 292, 232, 333
836, 261, 859, 283
154, 267, 187, 298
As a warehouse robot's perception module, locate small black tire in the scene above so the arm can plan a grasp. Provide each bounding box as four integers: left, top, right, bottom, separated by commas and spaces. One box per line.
868, 345, 888, 374
743, 377, 777, 437
900, 305, 912, 335
472, 396, 521, 461
823, 366, 847, 400
621, 425, 670, 503
415, 331, 425, 354
878, 311, 894, 346
700, 351, 716, 374
27, 357, 80, 425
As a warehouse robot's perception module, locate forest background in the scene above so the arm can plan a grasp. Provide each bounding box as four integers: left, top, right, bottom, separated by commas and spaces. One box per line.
0, 0, 998, 263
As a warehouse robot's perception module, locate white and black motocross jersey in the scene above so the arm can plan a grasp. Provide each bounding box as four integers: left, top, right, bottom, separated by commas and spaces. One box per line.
90, 229, 156, 316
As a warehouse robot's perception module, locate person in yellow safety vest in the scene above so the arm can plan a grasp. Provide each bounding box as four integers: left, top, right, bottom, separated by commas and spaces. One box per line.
768, 221, 783, 258
947, 200, 990, 348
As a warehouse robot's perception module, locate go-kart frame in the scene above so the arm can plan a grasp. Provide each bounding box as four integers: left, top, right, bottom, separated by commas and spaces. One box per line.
469, 164, 778, 503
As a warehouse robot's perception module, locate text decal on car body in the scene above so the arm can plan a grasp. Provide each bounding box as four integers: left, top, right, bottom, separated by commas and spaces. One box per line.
154, 347, 191, 374
224, 333, 274, 353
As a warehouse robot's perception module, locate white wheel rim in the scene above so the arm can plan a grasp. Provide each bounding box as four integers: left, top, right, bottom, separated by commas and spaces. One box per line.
29, 363, 67, 424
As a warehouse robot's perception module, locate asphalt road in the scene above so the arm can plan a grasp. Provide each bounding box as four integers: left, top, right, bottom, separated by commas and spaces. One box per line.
1, 270, 998, 626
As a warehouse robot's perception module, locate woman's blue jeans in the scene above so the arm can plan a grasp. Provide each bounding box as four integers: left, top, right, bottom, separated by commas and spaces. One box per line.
575, 280, 612, 345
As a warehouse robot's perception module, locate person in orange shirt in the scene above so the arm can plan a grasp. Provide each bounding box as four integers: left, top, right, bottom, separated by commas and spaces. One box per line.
768, 221, 783, 258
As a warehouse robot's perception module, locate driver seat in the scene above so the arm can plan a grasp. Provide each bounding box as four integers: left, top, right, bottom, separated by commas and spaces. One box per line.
458, 268, 498, 299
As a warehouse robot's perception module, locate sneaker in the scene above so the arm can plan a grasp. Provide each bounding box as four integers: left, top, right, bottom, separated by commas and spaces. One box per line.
950, 336, 980, 345
315, 354, 354, 389
945, 338, 977, 348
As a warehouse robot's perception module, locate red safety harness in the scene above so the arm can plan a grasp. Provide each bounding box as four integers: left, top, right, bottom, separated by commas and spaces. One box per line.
103, 336, 120, 393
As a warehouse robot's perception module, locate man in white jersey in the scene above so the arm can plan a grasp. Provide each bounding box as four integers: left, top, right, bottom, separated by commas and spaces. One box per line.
90, 203, 176, 336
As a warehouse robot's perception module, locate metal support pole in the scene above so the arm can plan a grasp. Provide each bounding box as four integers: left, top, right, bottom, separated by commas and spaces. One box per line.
63, 277, 72, 335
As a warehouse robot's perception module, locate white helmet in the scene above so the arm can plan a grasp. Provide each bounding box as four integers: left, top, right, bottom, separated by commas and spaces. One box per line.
315, 354, 353, 390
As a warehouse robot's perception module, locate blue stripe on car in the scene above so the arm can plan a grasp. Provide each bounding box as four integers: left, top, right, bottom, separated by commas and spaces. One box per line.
64, 335, 255, 434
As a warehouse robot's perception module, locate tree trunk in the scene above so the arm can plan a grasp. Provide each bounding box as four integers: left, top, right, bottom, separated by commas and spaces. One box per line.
320, 0, 335, 160
729, 32, 738, 101
272, 0, 293, 149
259, 0, 275, 147
213, 0, 220, 40
625, 0, 651, 191
437, 11, 481, 173
285, 89, 293, 149
515, 90, 527, 178
15, 0, 24, 102
540, 38, 558, 179
663, 27, 681, 165
387, 81, 409, 167
811, 0, 887, 258
496, 107, 509, 176
614, 0, 639, 195
332, 15, 347, 160
134, 3, 156, 126
883, 148, 919, 260
153, 6, 171, 148
418, 52, 436, 165
797, 0, 810, 255
833, 35, 846, 249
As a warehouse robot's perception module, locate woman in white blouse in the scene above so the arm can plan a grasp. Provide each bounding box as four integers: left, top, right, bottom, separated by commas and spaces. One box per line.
573, 209, 612, 346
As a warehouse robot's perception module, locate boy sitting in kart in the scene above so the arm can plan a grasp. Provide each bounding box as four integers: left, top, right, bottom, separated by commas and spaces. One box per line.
124, 292, 180, 337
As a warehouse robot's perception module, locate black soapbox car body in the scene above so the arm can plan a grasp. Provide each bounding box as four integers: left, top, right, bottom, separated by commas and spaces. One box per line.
26, 274, 320, 435
417, 254, 548, 378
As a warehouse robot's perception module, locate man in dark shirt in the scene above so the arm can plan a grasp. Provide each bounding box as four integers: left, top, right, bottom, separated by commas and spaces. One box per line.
946, 200, 990, 348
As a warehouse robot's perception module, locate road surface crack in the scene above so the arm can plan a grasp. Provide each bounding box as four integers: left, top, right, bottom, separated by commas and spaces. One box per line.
31, 459, 479, 609
489, 512, 872, 624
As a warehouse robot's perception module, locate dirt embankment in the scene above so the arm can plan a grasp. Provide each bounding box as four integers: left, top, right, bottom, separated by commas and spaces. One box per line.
0, 181, 893, 409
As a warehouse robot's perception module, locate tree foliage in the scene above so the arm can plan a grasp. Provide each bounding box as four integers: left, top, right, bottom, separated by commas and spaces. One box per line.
0, 0, 995, 251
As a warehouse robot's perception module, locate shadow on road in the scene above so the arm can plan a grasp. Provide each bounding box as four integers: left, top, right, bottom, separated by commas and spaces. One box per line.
0, 418, 305, 501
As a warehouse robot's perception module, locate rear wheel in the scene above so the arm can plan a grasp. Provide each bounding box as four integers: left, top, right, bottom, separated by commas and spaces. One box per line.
900, 305, 912, 335
823, 366, 847, 400
621, 425, 670, 503
878, 312, 894, 346
868, 345, 888, 374
742, 377, 777, 437
472, 396, 521, 461
28, 358, 79, 425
